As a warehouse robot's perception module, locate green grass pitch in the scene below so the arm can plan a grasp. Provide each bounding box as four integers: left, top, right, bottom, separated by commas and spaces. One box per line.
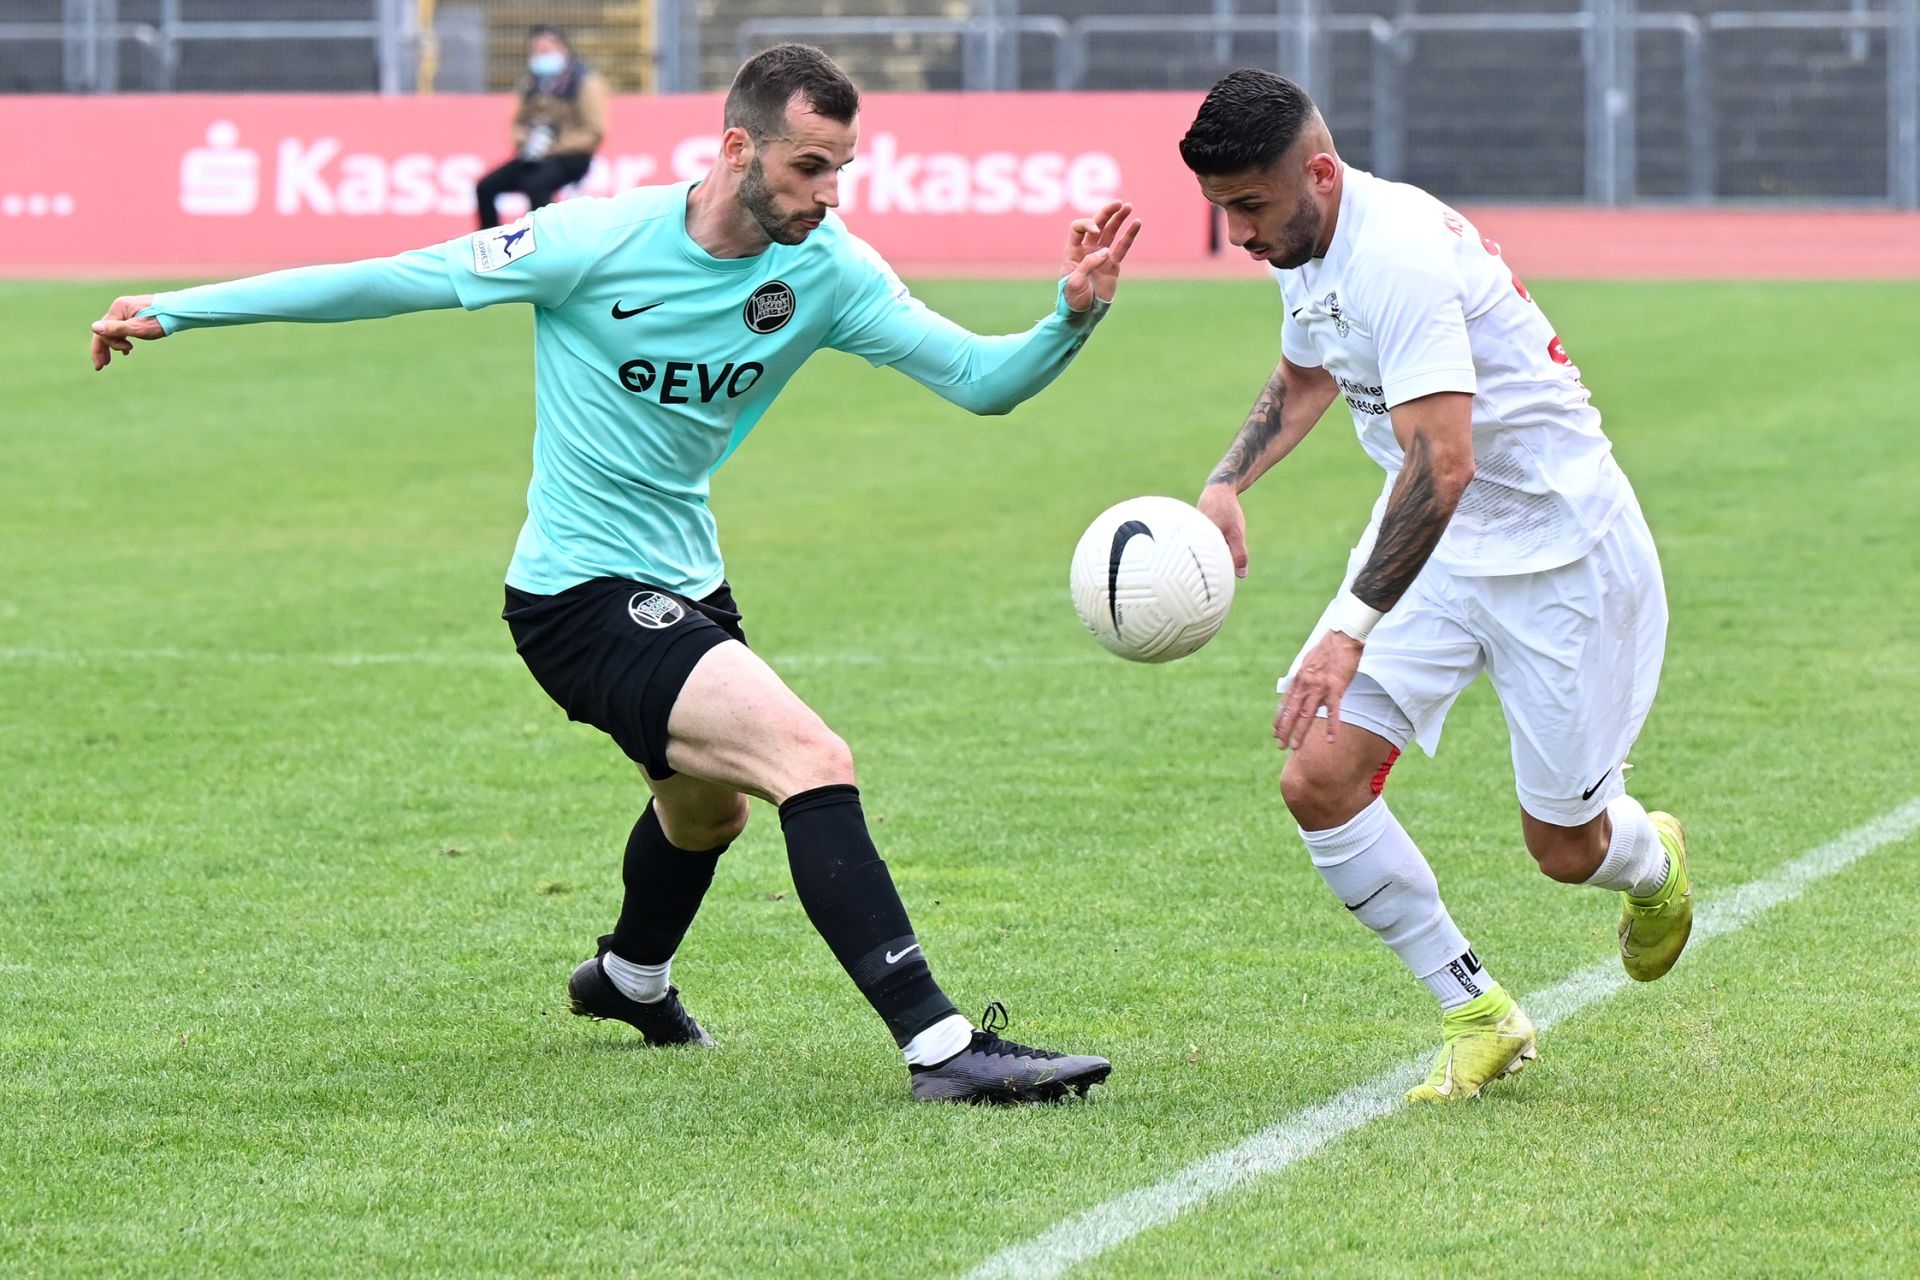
4, 276, 1918, 1277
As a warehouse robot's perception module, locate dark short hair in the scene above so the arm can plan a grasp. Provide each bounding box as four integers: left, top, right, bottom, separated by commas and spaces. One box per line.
527, 24, 568, 47
725, 43, 860, 142
1179, 69, 1319, 176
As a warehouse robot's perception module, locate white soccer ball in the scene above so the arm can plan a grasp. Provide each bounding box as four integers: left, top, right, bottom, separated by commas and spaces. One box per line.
1069, 495, 1237, 663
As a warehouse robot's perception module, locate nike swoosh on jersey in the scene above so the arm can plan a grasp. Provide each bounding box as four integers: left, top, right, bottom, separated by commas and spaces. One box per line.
1106, 519, 1152, 628
611, 300, 664, 319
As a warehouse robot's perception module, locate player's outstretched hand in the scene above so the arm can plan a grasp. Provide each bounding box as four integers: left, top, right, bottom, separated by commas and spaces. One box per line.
90, 295, 163, 371
1197, 482, 1249, 579
1061, 201, 1141, 312
1275, 630, 1364, 750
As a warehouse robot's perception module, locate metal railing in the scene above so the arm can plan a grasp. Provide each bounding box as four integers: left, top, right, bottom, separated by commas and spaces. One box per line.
734, 14, 1074, 93
1705, 6, 1918, 207
16, 1, 1920, 207
717, 1, 1920, 208
13, 0, 413, 94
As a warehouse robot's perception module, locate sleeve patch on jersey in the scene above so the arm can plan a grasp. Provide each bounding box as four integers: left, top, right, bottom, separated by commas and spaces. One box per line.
471, 219, 537, 274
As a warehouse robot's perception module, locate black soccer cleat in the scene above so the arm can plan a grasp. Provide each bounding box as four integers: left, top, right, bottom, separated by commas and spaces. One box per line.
908, 1001, 1111, 1104
567, 935, 715, 1047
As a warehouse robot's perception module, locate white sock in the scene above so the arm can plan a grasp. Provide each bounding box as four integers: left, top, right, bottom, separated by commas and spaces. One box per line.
601, 951, 671, 1004
1301, 797, 1493, 1011
1419, 948, 1496, 1010
903, 1013, 973, 1067
1584, 794, 1671, 898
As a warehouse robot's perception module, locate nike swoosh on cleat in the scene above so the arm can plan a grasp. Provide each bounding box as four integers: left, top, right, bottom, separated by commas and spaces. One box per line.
885, 944, 922, 964
611, 300, 664, 319
1582, 765, 1614, 802
1106, 520, 1153, 628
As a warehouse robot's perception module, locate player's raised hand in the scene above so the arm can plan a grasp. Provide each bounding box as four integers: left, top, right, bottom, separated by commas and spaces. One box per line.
90, 295, 164, 371
1061, 201, 1141, 311
1197, 483, 1250, 578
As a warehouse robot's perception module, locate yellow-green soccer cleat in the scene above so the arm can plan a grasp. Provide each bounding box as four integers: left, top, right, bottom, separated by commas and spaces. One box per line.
1405, 986, 1538, 1104
1619, 811, 1693, 982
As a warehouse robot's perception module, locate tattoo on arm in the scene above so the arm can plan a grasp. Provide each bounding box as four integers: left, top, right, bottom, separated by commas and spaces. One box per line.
1351, 430, 1459, 612
1208, 366, 1288, 488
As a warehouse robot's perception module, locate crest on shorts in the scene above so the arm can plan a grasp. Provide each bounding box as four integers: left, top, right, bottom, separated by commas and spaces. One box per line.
628, 592, 686, 630
743, 280, 796, 334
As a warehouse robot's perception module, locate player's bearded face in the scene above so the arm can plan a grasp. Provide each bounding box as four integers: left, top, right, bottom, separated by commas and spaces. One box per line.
738, 155, 821, 246
1260, 190, 1326, 270
1200, 165, 1327, 268
733, 105, 855, 247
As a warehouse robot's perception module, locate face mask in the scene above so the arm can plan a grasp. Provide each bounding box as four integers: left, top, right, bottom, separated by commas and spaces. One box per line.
528, 52, 566, 77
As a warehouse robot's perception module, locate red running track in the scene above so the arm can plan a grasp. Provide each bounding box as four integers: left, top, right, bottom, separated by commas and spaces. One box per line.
892, 207, 1920, 280
27, 209, 1920, 282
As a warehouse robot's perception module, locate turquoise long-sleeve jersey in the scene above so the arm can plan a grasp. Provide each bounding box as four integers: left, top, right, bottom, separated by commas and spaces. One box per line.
148, 182, 1109, 597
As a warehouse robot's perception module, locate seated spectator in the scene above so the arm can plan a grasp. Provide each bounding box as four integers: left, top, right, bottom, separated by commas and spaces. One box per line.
476, 26, 606, 229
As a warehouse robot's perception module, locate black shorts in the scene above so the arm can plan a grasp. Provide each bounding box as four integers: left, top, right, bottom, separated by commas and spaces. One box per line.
503, 577, 747, 780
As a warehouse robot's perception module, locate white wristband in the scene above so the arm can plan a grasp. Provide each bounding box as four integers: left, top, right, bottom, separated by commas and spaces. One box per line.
1326, 591, 1384, 643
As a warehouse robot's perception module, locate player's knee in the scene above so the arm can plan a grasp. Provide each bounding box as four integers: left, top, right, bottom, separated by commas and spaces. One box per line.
1279, 752, 1370, 831
814, 731, 856, 785
1528, 848, 1589, 884
1520, 808, 1610, 883
669, 795, 750, 850
787, 724, 856, 790
1524, 830, 1601, 883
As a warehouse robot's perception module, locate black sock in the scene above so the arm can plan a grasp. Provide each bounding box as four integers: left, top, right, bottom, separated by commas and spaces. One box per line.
608, 802, 726, 965
778, 783, 959, 1046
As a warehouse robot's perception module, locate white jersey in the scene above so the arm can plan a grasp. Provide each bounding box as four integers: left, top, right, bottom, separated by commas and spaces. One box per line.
1277, 166, 1632, 575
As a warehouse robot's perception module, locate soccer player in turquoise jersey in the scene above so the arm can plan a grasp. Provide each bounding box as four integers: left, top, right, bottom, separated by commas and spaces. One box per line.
91, 44, 1141, 1104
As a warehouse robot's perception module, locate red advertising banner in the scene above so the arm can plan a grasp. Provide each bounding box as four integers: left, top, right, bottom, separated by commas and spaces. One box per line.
2, 92, 1216, 275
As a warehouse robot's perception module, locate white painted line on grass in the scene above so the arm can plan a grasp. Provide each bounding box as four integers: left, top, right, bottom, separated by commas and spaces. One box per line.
963, 797, 1920, 1280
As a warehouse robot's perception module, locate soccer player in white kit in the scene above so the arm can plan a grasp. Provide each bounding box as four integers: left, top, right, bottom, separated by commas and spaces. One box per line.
1182, 70, 1694, 1101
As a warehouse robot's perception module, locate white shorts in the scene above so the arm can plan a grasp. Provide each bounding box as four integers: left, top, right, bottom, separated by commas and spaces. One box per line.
1281, 501, 1668, 826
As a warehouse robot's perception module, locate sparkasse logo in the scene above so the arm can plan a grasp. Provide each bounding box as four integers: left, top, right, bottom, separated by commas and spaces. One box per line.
176, 124, 1124, 222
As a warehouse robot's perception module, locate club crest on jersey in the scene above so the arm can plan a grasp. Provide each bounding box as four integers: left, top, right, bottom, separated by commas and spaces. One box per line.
1322, 291, 1350, 337
627, 591, 686, 630
743, 280, 796, 334
471, 219, 536, 274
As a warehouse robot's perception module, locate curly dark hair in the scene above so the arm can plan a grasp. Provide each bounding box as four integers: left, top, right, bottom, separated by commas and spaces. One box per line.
725, 44, 860, 143
1179, 69, 1320, 176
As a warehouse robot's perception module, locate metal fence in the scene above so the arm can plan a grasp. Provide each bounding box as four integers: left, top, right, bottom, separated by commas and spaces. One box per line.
1, 0, 652, 94
9, 0, 1918, 205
